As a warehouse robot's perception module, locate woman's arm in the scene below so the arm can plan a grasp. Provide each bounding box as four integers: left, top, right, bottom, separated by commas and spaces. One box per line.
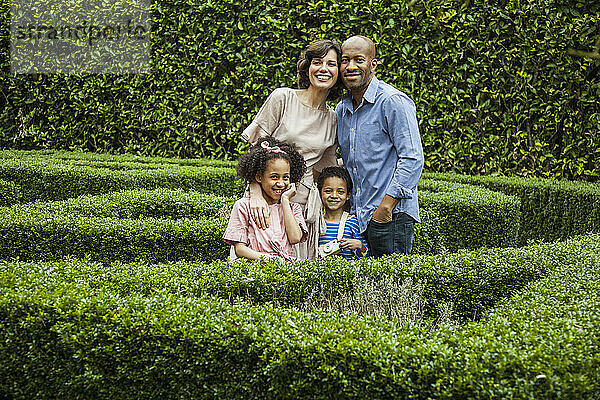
242, 90, 288, 229
280, 184, 303, 244
248, 182, 270, 229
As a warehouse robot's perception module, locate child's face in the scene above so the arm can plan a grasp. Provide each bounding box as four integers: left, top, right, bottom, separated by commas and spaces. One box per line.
256, 158, 291, 205
320, 176, 350, 212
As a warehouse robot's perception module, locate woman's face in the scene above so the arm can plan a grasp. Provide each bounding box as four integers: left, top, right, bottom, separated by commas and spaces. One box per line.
308, 48, 339, 91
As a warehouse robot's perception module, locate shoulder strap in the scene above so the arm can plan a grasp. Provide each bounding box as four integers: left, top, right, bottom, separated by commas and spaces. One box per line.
336, 211, 349, 240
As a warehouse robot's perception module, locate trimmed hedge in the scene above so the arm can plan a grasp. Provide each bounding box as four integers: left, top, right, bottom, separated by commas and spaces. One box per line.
11, 188, 237, 219
0, 212, 228, 264
0, 190, 233, 263
424, 172, 600, 244
4, 234, 592, 323
0, 188, 445, 262
1, 234, 599, 398
0, 149, 237, 168
0, 157, 243, 202
0, 179, 20, 206
419, 178, 520, 251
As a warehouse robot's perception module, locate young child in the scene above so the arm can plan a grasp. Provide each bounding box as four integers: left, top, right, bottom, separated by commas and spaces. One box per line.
317, 166, 368, 259
223, 137, 308, 261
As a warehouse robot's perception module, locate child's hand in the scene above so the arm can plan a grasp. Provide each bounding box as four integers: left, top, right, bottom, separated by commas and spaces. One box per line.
281, 183, 296, 202
339, 238, 365, 252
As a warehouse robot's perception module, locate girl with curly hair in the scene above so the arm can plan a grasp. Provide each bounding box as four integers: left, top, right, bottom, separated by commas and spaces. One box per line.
223, 137, 308, 261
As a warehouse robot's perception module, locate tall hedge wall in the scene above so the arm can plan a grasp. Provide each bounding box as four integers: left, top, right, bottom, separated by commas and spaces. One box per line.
1, 0, 598, 179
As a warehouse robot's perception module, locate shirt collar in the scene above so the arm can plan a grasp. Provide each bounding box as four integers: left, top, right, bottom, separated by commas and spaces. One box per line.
342, 75, 380, 111
363, 75, 379, 104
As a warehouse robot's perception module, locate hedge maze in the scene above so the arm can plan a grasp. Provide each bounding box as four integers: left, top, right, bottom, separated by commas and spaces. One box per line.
1, 150, 600, 398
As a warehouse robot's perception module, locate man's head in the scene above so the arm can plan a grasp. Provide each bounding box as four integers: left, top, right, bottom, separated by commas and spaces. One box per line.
340, 35, 377, 92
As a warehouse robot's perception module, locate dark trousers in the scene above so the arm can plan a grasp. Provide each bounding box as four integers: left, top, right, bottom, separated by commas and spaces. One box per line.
364, 212, 415, 257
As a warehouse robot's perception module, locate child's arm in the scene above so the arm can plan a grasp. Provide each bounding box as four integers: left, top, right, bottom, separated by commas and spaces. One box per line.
339, 216, 368, 256
223, 199, 276, 261
233, 242, 280, 261
339, 239, 366, 255
281, 184, 303, 245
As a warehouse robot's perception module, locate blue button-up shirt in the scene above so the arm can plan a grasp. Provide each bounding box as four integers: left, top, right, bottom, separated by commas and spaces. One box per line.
336, 75, 424, 233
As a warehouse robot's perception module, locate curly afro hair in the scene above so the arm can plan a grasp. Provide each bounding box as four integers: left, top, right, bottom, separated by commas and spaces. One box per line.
316, 166, 353, 194
237, 136, 306, 184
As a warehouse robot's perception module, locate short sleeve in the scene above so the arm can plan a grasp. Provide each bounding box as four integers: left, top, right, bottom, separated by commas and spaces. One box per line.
241, 88, 287, 144
312, 142, 338, 173
291, 202, 309, 243
222, 201, 249, 245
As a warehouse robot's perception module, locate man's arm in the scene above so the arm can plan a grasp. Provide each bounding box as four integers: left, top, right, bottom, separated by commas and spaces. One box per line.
371, 194, 399, 223
373, 94, 424, 222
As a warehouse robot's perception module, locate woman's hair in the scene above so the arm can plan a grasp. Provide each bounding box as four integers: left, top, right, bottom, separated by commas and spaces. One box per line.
316, 166, 353, 194
237, 136, 306, 184
297, 39, 343, 101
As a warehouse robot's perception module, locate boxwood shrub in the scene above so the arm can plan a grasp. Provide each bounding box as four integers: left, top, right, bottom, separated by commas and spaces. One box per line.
0, 209, 228, 263
0, 179, 21, 207
0, 157, 243, 202
1, 235, 598, 399
0, 188, 444, 262
419, 178, 520, 250
0, 149, 237, 168
5, 234, 597, 323
424, 172, 600, 244
12, 188, 237, 220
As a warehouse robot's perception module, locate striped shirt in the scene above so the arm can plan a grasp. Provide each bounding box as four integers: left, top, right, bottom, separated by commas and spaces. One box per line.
318, 214, 368, 260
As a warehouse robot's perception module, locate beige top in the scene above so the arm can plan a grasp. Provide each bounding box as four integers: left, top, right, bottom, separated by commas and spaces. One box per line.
242, 87, 338, 205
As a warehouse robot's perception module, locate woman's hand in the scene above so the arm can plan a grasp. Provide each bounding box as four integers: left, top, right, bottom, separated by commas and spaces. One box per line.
249, 181, 270, 229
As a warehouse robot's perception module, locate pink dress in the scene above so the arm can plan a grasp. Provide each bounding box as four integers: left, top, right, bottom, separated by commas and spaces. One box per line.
222, 196, 308, 259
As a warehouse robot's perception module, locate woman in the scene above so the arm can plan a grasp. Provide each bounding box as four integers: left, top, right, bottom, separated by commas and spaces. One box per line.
242, 39, 343, 260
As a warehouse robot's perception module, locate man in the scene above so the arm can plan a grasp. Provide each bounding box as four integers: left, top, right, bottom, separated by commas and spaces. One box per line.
336, 35, 424, 256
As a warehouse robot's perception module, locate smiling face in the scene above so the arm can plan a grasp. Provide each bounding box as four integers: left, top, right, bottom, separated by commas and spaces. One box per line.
320, 176, 350, 213
255, 158, 291, 205
340, 37, 377, 92
308, 48, 339, 91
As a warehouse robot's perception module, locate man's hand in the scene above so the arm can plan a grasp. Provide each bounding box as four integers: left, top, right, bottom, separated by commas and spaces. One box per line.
371, 195, 399, 223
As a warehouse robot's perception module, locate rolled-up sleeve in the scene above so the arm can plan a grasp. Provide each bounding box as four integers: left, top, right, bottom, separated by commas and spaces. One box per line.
383, 94, 424, 200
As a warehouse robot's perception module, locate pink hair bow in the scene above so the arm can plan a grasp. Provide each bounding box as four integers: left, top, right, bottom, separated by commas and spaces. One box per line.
261, 141, 286, 154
